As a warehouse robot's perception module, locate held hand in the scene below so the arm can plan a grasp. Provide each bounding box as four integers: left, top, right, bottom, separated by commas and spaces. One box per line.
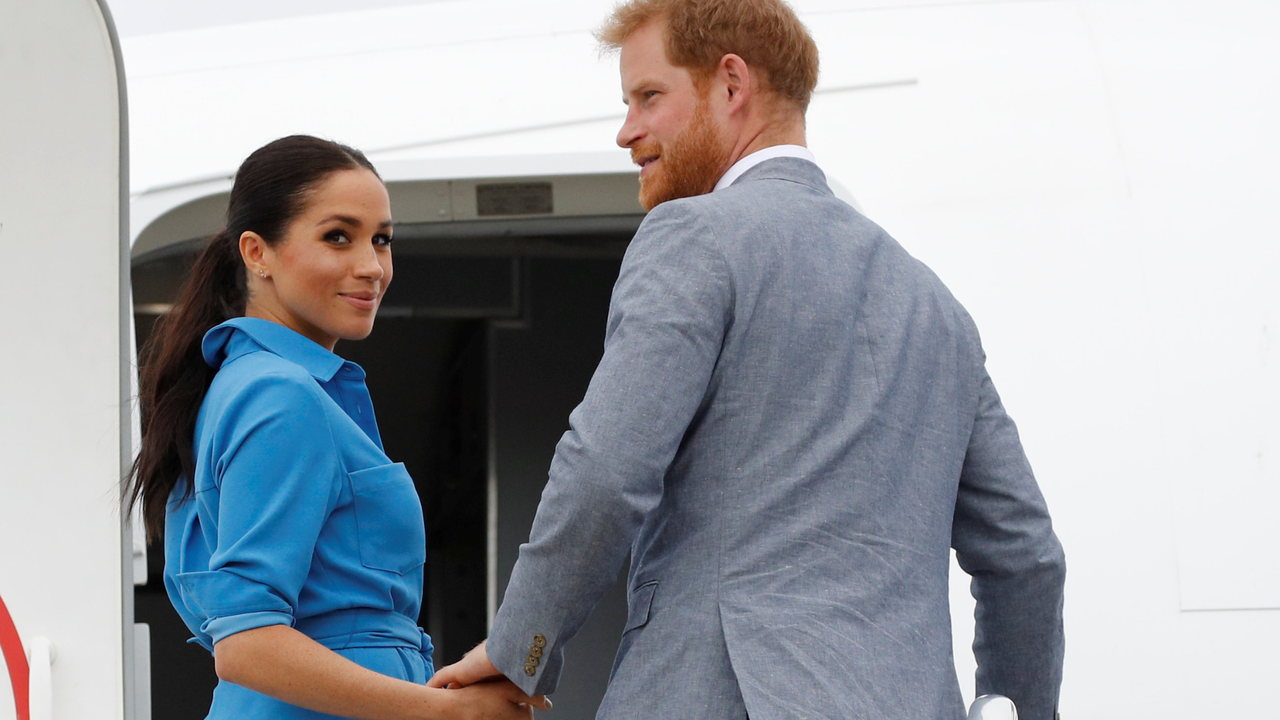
428, 640, 504, 689
447, 679, 552, 719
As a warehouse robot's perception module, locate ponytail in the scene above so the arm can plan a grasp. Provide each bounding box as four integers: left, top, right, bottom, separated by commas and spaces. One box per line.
126, 135, 378, 539
128, 230, 244, 536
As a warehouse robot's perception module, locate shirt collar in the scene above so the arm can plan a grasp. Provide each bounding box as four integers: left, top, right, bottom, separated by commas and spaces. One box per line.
202, 317, 348, 382
713, 145, 817, 192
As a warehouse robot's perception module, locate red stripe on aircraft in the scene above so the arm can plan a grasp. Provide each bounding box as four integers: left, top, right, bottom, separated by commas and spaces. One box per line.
0, 593, 30, 720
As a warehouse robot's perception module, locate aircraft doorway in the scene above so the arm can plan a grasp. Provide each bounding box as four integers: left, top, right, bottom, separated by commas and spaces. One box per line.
131, 208, 640, 719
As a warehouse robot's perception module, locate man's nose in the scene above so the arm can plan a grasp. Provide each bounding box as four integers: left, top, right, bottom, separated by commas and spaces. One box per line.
616, 108, 643, 149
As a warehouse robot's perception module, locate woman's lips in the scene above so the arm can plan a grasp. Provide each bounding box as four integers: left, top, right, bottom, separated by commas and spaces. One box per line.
340, 292, 378, 311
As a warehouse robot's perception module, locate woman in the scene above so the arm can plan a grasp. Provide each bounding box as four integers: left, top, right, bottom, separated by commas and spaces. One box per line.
126, 136, 547, 720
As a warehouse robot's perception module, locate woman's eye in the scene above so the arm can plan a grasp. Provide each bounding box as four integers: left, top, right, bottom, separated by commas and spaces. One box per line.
325, 230, 350, 244
374, 234, 394, 247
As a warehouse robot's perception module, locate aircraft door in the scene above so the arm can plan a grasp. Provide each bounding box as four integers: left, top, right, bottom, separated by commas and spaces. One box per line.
0, 1, 138, 719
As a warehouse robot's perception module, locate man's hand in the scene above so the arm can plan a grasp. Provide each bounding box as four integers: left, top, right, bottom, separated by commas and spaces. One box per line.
446, 678, 551, 719
428, 640, 505, 689
431, 642, 552, 717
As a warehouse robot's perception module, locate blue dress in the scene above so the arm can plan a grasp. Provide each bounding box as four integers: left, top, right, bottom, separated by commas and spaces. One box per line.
164, 317, 434, 719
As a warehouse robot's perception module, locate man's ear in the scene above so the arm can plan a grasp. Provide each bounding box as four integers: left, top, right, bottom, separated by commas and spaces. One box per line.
239, 231, 270, 278
718, 53, 752, 111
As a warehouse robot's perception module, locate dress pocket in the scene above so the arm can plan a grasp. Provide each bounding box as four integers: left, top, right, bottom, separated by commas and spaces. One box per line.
348, 463, 426, 575
623, 581, 658, 634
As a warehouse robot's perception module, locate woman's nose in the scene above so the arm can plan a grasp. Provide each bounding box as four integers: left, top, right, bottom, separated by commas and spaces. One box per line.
353, 242, 385, 280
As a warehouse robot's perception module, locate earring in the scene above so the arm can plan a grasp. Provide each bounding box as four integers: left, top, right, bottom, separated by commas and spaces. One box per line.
259, 270, 267, 278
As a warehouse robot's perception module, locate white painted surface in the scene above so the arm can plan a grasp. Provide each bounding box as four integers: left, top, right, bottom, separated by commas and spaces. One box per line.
116, 0, 1280, 717
0, 1, 127, 719
106, 0, 445, 37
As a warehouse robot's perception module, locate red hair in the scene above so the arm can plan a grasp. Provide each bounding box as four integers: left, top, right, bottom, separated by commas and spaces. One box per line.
598, 0, 820, 109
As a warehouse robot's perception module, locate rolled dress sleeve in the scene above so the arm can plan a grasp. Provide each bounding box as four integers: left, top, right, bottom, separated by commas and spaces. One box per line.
175, 371, 345, 646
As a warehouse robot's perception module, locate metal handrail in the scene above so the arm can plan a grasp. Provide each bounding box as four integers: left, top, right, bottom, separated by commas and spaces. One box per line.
969, 694, 1019, 720
27, 638, 55, 720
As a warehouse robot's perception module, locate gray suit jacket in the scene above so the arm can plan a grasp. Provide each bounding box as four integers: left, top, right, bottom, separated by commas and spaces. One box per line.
489, 158, 1065, 720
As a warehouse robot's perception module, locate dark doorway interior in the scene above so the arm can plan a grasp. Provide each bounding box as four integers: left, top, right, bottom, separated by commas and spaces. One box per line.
131, 226, 635, 720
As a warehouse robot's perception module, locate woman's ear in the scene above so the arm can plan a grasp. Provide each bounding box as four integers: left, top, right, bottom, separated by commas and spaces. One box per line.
239, 231, 271, 279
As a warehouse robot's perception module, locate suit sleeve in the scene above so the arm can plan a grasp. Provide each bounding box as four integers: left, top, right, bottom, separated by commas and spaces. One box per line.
952, 356, 1066, 720
489, 201, 733, 696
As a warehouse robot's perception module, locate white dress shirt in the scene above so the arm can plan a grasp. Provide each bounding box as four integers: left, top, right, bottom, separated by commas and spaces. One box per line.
712, 144, 817, 192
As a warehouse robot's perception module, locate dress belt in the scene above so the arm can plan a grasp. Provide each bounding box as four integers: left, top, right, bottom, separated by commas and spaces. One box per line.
295, 608, 430, 654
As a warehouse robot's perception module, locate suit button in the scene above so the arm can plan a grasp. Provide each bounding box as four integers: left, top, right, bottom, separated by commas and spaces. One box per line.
533, 635, 547, 648
529, 645, 543, 658
524, 664, 536, 676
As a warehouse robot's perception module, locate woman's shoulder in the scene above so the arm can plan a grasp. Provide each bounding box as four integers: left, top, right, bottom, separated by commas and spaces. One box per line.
205, 350, 333, 425
214, 348, 319, 391
197, 352, 343, 472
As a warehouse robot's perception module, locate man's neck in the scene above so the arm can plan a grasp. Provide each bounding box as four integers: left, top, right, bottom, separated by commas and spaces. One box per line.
723, 117, 807, 173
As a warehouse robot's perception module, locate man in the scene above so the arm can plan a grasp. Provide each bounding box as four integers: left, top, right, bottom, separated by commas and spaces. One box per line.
431, 0, 1066, 718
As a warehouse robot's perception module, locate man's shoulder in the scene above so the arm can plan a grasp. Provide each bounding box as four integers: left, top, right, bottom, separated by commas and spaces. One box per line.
632, 193, 726, 248
642, 172, 832, 232
647, 174, 878, 248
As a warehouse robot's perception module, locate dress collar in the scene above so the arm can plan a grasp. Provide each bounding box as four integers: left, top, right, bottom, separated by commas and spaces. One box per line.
713, 145, 817, 192
202, 317, 348, 382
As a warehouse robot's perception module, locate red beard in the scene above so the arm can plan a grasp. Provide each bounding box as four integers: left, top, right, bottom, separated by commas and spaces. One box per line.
632, 99, 731, 211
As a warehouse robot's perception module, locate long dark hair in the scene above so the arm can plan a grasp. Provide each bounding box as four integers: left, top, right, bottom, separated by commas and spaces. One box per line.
126, 135, 379, 539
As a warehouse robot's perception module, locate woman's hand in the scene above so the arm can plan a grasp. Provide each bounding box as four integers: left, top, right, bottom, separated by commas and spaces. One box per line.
429, 641, 552, 718
212, 625, 549, 719
443, 679, 551, 720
